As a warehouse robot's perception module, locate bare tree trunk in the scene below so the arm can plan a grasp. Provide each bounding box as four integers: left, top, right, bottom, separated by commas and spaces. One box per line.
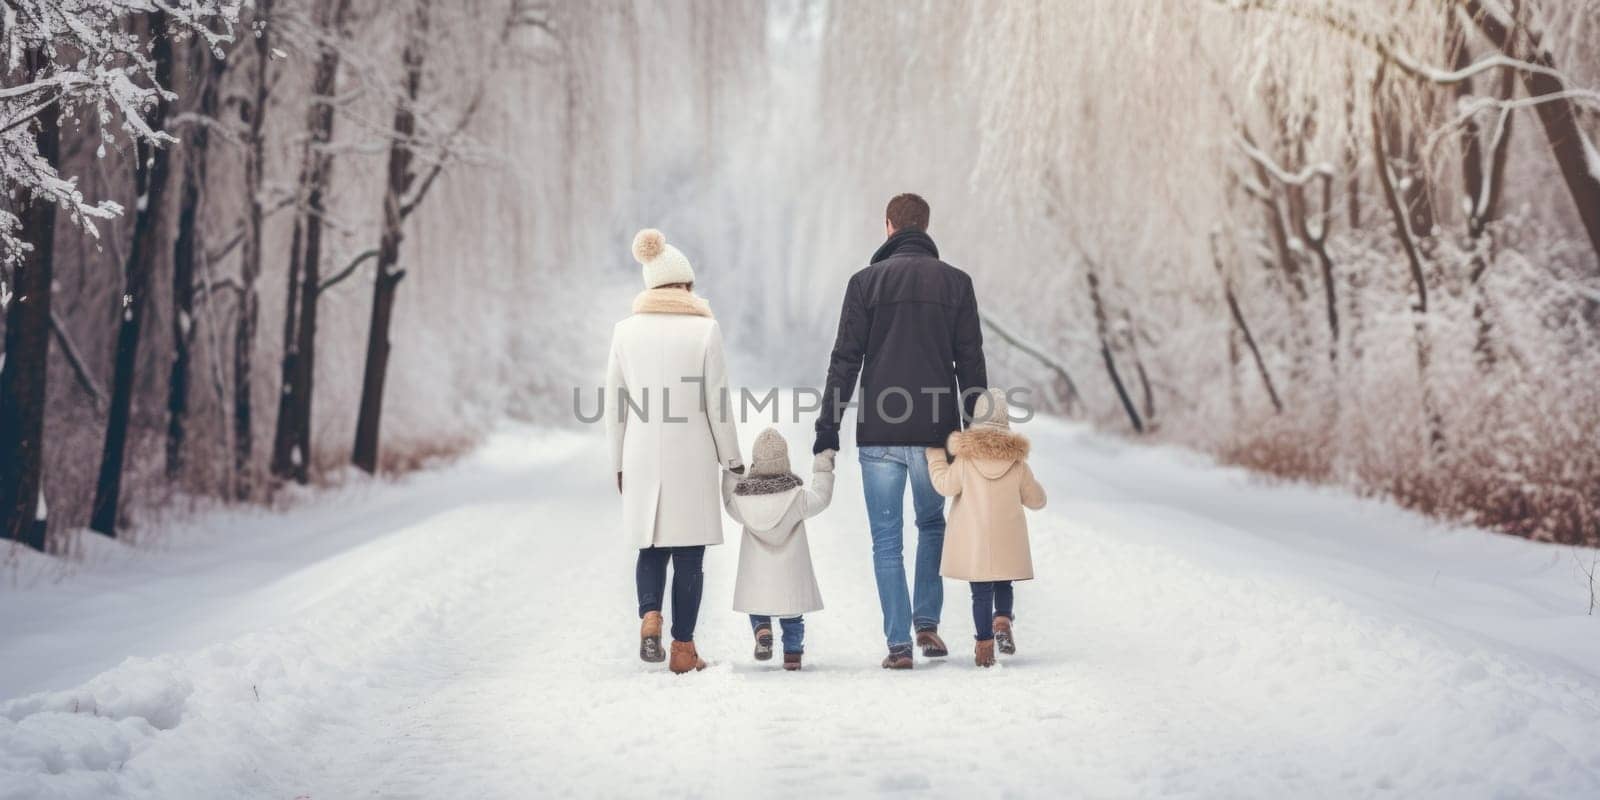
353, 0, 431, 474
271, 0, 351, 484
1373, 72, 1446, 455
167, 40, 225, 479
1121, 310, 1156, 424
269, 219, 304, 479
1462, 0, 1600, 270
1456, 4, 1519, 371
1212, 235, 1284, 414
1245, 132, 1305, 299
1468, 79, 1516, 372
1085, 267, 1144, 434
1289, 169, 1340, 362
1344, 73, 1361, 230
0, 47, 59, 551
1449, 11, 1486, 223
1227, 328, 1244, 420
234, 0, 274, 499
92, 11, 176, 536
50, 310, 104, 405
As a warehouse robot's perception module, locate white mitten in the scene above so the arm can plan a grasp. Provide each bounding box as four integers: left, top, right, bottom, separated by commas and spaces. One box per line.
813, 450, 837, 474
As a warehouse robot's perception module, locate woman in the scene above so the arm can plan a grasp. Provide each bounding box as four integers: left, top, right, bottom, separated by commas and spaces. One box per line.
605, 228, 744, 674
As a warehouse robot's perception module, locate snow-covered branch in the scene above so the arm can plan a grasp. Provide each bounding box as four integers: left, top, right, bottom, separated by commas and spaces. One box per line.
1212, 0, 1565, 86
1233, 135, 1334, 186
0, 0, 242, 266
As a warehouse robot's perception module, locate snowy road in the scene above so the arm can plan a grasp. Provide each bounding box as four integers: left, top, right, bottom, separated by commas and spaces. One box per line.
4, 412, 1600, 798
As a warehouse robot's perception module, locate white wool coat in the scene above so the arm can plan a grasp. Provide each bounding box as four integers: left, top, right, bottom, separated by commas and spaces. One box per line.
606, 289, 743, 550
723, 453, 835, 617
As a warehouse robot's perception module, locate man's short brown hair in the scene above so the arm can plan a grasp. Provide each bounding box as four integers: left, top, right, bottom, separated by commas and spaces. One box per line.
885, 193, 930, 232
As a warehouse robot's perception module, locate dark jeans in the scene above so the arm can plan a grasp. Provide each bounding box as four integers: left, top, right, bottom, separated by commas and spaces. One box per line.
970, 581, 1015, 641
636, 546, 706, 642
749, 615, 806, 655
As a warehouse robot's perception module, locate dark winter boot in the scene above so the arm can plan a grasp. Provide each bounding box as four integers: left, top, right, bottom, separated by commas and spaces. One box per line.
916, 628, 949, 658
669, 640, 707, 674
994, 616, 1016, 656
783, 652, 802, 671
640, 611, 665, 663
975, 639, 996, 668
753, 626, 774, 661
881, 646, 914, 670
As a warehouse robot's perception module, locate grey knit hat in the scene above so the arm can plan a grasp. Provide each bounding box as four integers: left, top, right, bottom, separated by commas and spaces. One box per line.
970, 388, 1010, 430
749, 428, 792, 476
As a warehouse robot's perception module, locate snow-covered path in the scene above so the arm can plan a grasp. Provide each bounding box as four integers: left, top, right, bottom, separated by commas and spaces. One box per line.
4, 412, 1599, 798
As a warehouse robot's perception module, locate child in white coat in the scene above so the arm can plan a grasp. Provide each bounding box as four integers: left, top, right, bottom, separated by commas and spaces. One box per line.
722, 428, 835, 671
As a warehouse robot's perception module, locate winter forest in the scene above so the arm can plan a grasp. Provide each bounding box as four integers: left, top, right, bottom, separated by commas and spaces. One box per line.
4, 0, 1597, 555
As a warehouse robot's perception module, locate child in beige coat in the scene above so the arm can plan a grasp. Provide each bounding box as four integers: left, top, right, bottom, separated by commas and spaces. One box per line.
926, 388, 1047, 666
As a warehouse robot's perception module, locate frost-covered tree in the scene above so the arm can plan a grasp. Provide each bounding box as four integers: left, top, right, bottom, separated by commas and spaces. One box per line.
2, 0, 238, 547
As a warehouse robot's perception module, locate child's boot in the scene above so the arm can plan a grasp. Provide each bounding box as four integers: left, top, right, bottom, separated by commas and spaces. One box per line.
975, 639, 996, 667
783, 652, 802, 671
753, 625, 774, 661
640, 611, 665, 663
994, 615, 1016, 655
669, 640, 707, 674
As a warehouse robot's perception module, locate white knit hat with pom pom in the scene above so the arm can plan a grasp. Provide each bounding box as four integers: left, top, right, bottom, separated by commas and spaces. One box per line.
632, 228, 696, 289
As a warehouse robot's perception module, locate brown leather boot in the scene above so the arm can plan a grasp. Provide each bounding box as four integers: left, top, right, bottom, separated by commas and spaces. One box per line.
975, 639, 996, 668
669, 640, 707, 674
881, 649, 913, 670
916, 628, 949, 658
783, 652, 802, 671
993, 616, 1015, 655
639, 611, 665, 663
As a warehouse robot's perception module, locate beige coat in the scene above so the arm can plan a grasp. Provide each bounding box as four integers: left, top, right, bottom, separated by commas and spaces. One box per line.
722, 452, 834, 617
605, 289, 743, 550
925, 428, 1047, 582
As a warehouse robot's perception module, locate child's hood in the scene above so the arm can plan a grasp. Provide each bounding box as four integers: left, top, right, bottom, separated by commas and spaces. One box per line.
947, 427, 1031, 480
732, 473, 804, 541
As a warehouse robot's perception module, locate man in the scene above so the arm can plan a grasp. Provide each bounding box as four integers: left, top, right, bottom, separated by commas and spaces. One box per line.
814, 193, 987, 669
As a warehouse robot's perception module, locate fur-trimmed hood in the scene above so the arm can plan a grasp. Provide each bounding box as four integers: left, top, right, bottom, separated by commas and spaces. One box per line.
947, 427, 1030, 479
729, 473, 803, 538
632, 288, 712, 317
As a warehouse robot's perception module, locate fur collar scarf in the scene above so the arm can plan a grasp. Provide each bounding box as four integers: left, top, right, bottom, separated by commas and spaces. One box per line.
632, 288, 712, 317
947, 427, 1030, 462
733, 472, 803, 496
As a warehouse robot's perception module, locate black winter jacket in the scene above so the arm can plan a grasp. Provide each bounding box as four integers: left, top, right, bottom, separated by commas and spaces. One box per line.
814, 229, 987, 453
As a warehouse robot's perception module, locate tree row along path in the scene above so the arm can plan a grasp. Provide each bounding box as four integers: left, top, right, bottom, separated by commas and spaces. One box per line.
2, 400, 1598, 798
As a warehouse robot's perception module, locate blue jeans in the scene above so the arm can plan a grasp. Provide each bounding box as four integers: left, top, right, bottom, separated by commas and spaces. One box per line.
859, 445, 947, 650
749, 615, 805, 655
970, 581, 1015, 641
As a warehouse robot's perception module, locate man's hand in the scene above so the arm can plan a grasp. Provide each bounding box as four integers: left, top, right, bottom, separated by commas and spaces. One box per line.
616, 472, 623, 494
